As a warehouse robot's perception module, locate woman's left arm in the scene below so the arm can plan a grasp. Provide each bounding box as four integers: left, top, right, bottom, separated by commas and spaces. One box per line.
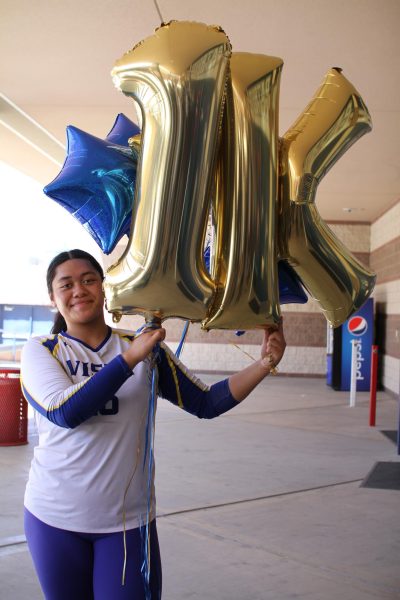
228, 319, 286, 401
157, 319, 286, 418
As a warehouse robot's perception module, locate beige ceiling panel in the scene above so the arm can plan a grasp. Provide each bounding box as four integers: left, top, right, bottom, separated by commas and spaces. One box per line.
0, 125, 60, 185
0, 0, 399, 222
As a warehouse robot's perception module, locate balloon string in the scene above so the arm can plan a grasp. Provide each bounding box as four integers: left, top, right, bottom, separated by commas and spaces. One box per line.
121, 399, 148, 585
121, 320, 161, 588
231, 343, 278, 375
121, 443, 141, 585
175, 321, 190, 359
140, 350, 158, 599
152, 0, 164, 23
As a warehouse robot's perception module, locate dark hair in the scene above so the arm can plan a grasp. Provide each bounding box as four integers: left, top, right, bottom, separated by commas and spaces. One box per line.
47, 249, 104, 334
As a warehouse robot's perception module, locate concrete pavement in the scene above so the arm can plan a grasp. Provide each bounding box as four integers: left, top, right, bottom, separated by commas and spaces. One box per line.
0, 375, 399, 599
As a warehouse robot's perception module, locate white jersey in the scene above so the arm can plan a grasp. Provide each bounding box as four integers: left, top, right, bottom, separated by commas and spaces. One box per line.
21, 327, 236, 533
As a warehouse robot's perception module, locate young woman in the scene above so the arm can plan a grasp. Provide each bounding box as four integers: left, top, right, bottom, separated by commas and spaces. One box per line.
21, 249, 286, 600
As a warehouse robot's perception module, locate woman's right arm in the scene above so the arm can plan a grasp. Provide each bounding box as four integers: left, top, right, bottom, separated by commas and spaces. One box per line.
21, 329, 165, 429
21, 338, 134, 429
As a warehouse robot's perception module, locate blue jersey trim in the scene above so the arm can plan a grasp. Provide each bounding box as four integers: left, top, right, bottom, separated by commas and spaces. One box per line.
22, 381, 72, 428
61, 326, 112, 352
114, 330, 135, 343
41, 335, 59, 355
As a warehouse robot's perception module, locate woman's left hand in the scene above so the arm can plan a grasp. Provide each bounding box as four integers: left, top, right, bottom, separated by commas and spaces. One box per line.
260, 318, 286, 371
228, 318, 287, 401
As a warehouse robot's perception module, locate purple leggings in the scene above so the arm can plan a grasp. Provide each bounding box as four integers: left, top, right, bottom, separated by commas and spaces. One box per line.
24, 508, 162, 599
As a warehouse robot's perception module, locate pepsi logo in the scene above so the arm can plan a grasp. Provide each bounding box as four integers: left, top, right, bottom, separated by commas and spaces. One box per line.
347, 316, 368, 336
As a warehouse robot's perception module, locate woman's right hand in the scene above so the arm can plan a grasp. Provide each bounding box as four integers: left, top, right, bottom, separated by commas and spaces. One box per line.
122, 328, 166, 369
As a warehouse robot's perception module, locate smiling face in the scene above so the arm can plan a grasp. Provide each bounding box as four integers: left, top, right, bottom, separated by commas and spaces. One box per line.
50, 258, 105, 331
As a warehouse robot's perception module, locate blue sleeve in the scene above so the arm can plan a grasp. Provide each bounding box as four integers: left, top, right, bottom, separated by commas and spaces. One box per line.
22, 349, 133, 429
157, 344, 239, 419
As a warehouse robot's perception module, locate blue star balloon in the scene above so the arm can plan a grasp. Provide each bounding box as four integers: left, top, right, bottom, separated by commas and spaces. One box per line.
43, 114, 140, 254
277, 260, 307, 304
105, 112, 141, 145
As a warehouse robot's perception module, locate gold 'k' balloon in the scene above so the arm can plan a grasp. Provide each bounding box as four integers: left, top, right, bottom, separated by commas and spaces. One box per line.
104, 21, 375, 329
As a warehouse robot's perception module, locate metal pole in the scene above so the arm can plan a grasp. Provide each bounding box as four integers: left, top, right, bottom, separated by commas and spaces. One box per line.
369, 345, 378, 426
349, 339, 357, 407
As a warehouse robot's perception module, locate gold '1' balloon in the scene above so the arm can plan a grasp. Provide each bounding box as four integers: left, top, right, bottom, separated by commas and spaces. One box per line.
104, 21, 231, 322
104, 21, 376, 329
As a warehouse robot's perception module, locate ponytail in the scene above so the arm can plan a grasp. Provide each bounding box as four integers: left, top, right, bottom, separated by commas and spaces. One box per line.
51, 311, 67, 335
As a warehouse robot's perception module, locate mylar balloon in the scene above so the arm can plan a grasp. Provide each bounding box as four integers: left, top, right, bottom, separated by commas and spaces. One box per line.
102, 22, 375, 328
104, 21, 231, 323
202, 52, 283, 330
278, 261, 307, 305
278, 68, 376, 326
44, 118, 139, 254
40, 19, 373, 329
105, 113, 140, 146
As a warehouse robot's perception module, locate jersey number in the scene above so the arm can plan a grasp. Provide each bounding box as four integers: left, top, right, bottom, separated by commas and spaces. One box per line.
98, 395, 119, 416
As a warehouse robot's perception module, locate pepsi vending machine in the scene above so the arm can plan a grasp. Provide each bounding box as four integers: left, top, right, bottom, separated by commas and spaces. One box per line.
327, 298, 374, 391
